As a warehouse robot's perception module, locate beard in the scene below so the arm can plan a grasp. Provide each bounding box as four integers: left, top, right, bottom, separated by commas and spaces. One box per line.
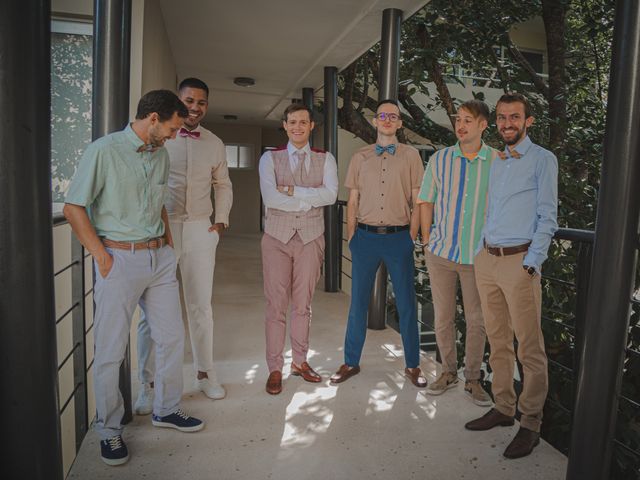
500, 125, 526, 146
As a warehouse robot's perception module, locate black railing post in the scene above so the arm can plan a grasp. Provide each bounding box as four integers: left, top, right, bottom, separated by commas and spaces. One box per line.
368, 8, 403, 330
0, 1, 63, 478
571, 241, 592, 407
72, 239, 89, 450
93, 0, 133, 424
323, 66, 340, 292
567, 1, 640, 478
303, 87, 314, 148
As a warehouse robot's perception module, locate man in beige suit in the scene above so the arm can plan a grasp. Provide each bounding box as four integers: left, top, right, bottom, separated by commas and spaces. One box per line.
258, 103, 338, 395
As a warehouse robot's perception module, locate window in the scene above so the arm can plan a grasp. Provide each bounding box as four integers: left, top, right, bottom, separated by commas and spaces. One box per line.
50, 19, 93, 205
225, 144, 254, 169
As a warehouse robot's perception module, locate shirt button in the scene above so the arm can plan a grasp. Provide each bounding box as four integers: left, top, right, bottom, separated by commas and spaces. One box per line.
383, 169, 386, 172
381, 207, 384, 210
381, 193, 384, 196
382, 181, 385, 184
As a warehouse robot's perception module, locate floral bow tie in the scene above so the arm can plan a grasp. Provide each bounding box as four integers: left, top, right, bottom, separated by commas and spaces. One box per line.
498, 149, 522, 160
137, 144, 159, 153
179, 128, 200, 139
375, 144, 397, 156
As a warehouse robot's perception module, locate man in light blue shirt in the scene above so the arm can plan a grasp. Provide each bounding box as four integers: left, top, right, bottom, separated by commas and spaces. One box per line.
464, 93, 558, 460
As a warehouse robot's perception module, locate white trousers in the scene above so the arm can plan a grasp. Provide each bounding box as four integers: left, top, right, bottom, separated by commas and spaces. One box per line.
138, 220, 219, 382
94, 245, 184, 439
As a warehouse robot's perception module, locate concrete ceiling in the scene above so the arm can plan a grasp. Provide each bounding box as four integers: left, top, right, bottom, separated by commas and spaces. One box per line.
159, 0, 428, 126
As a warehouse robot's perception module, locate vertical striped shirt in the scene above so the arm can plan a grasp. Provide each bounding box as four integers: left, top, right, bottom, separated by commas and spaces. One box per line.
417, 142, 498, 264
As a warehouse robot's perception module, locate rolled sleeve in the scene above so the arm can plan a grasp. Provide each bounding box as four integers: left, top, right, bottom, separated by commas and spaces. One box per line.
417, 157, 437, 204
65, 143, 104, 207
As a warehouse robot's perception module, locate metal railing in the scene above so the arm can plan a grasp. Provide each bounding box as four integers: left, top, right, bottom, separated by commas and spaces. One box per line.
52, 214, 93, 475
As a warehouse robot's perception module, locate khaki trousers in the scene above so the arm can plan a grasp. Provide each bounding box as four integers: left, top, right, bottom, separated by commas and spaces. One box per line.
474, 247, 548, 432
425, 250, 486, 380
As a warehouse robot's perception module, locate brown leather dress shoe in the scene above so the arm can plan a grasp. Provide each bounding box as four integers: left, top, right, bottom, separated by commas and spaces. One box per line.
404, 367, 427, 388
266, 371, 282, 395
330, 364, 360, 384
503, 427, 540, 459
465, 408, 514, 431
291, 362, 322, 383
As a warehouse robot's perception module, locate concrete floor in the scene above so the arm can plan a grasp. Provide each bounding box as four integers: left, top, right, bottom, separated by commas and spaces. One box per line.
68, 233, 567, 480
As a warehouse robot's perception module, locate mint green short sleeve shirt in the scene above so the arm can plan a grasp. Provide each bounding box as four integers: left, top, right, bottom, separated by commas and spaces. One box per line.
65, 124, 169, 242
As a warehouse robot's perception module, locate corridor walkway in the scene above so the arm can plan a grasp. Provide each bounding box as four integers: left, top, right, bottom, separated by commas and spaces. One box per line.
68, 234, 567, 479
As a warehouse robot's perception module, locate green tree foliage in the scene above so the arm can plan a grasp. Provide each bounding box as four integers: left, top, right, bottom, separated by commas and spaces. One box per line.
339, 1, 640, 477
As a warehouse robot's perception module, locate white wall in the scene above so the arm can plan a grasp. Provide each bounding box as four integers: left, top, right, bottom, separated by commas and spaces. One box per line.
141, 0, 177, 93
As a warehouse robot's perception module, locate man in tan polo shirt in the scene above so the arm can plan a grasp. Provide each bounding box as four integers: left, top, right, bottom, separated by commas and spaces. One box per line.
331, 99, 427, 387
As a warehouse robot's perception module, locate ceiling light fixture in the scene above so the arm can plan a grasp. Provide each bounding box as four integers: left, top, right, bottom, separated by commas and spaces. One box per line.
223, 114, 238, 120
233, 76, 255, 87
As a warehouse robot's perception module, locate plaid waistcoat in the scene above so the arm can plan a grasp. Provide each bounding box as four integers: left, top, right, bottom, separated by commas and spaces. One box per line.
265, 148, 326, 244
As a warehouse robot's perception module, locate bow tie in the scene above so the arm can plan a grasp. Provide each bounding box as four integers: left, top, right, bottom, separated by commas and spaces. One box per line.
137, 144, 159, 153
179, 128, 200, 139
498, 149, 522, 160
375, 144, 396, 156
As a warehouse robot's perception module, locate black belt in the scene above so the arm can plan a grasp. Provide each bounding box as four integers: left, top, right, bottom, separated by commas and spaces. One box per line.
357, 223, 409, 234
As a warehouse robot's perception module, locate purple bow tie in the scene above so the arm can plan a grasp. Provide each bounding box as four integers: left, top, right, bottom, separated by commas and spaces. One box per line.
179, 128, 200, 139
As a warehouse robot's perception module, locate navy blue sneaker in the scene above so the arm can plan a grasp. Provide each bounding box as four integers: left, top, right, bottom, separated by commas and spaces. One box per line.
100, 435, 129, 466
152, 409, 204, 432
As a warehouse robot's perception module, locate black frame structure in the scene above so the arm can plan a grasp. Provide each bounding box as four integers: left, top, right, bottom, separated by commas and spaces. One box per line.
368, 7, 403, 330
566, 1, 640, 478
0, 1, 63, 478
324, 67, 340, 292
92, 0, 133, 424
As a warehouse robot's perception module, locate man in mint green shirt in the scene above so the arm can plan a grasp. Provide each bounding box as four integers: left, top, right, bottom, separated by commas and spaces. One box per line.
64, 90, 204, 466
417, 99, 498, 406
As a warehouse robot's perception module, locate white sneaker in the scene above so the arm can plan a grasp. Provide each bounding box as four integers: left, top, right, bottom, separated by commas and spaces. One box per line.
134, 383, 153, 415
195, 377, 226, 400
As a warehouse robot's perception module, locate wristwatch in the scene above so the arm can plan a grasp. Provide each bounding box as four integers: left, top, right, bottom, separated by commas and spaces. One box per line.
523, 265, 536, 276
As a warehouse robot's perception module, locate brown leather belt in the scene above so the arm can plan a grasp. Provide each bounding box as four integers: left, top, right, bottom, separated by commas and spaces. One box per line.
103, 237, 166, 251
484, 241, 531, 257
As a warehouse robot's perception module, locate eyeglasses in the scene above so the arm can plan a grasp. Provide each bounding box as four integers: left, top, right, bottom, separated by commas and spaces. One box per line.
375, 112, 400, 122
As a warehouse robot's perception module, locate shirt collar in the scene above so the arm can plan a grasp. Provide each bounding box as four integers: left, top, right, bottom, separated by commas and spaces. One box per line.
124, 123, 146, 151
505, 135, 533, 158
287, 142, 311, 157
453, 141, 491, 162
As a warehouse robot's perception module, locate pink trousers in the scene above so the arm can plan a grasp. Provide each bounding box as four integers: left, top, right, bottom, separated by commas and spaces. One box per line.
261, 233, 324, 372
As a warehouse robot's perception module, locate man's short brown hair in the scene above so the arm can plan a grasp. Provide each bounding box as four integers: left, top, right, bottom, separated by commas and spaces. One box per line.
282, 103, 313, 122
496, 92, 532, 118
458, 99, 490, 122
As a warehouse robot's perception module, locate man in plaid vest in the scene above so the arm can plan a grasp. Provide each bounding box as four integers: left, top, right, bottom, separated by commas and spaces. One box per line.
258, 103, 338, 395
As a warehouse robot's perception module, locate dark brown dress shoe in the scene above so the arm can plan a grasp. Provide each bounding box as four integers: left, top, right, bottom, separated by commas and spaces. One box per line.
291, 362, 322, 383
464, 408, 514, 431
404, 367, 428, 388
503, 427, 540, 459
266, 371, 282, 395
330, 364, 360, 384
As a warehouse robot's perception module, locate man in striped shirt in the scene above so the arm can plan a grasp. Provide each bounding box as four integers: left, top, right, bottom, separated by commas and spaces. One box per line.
417, 99, 498, 406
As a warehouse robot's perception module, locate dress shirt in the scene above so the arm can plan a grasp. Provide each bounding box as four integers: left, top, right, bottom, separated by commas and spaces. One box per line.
418, 141, 497, 264
480, 136, 558, 271
165, 124, 233, 225
259, 142, 338, 212
65, 124, 169, 242
344, 143, 424, 226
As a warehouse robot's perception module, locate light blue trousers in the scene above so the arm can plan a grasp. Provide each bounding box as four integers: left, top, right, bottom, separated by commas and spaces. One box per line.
93, 245, 184, 440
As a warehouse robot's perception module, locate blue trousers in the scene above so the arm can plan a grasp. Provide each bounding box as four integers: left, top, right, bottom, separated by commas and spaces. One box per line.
344, 228, 420, 368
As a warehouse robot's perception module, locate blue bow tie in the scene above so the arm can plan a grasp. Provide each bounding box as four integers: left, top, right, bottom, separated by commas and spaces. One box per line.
375, 144, 396, 156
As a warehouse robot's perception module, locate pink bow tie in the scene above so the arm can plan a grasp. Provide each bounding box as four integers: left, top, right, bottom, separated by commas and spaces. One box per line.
179, 128, 200, 139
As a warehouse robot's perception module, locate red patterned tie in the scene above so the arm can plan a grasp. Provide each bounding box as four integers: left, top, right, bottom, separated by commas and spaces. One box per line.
179, 127, 200, 139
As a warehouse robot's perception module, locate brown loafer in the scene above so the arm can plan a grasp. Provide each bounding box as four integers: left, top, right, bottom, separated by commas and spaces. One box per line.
404, 367, 427, 388
266, 370, 282, 395
291, 362, 322, 383
465, 408, 514, 431
503, 427, 540, 459
330, 364, 360, 384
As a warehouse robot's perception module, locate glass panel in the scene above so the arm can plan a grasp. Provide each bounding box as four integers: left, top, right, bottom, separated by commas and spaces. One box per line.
238, 145, 253, 169
51, 28, 93, 204
225, 145, 238, 168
